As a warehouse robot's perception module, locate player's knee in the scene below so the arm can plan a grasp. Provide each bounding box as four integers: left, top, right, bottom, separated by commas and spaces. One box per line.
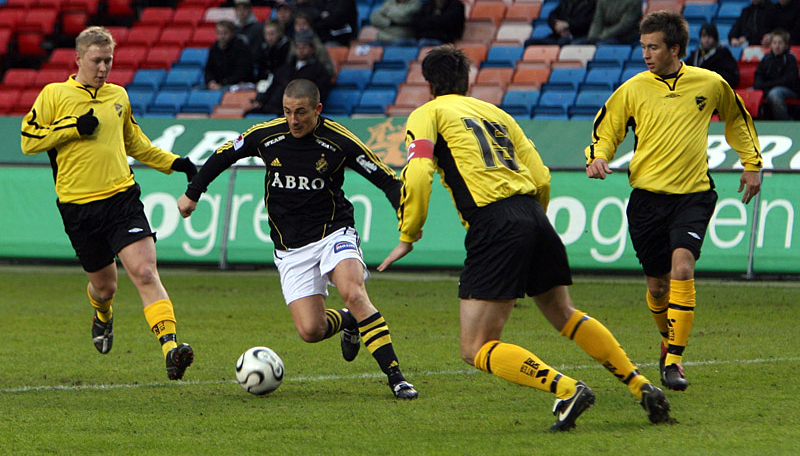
460, 346, 477, 366
296, 321, 326, 343
94, 283, 117, 302
129, 265, 159, 287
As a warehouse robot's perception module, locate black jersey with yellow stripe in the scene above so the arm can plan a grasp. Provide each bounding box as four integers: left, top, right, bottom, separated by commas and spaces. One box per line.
187, 116, 401, 250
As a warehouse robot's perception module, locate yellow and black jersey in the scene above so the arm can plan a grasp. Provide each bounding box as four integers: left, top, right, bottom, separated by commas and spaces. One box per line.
187, 116, 401, 250
399, 94, 551, 243
20, 76, 178, 204
585, 64, 762, 194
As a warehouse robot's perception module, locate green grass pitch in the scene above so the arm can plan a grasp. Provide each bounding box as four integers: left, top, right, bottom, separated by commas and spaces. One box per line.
0, 265, 798, 455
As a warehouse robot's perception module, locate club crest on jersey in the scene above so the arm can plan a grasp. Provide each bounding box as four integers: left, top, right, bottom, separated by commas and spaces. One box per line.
114, 103, 122, 116
316, 157, 328, 173
334, 241, 357, 253
695, 96, 707, 111
233, 134, 245, 150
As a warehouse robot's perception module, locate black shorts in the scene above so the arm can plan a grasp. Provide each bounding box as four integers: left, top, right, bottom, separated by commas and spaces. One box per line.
459, 194, 573, 300
57, 184, 155, 273
626, 188, 718, 277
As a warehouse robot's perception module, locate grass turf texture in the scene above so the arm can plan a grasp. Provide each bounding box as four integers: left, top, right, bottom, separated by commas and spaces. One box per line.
0, 265, 797, 455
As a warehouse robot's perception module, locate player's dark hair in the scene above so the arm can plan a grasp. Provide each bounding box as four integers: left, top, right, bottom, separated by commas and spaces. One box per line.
284, 79, 320, 106
421, 45, 470, 97
640, 11, 689, 59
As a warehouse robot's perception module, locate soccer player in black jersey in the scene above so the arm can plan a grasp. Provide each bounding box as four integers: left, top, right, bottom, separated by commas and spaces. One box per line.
378, 45, 671, 430
20, 26, 197, 380
177, 79, 417, 399
585, 11, 762, 391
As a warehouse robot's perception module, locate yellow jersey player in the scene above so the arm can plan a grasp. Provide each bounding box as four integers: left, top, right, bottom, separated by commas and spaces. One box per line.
378, 45, 672, 430
20, 26, 198, 380
585, 11, 762, 391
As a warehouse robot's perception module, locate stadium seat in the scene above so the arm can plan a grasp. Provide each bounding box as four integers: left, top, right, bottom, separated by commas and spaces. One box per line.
127, 89, 155, 117
210, 106, 246, 118
558, 45, 596, 66
105, 26, 129, 45
175, 47, 210, 69
345, 44, 384, 67
737, 63, 757, 89
61, 11, 88, 37
11, 89, 41, 116
645, 0, 681, 15
139, 7, 175, 27
683, 4, 718, 24
459, 20, 497, 44
325, 88, 362, 116
327, 45, 350, 72
163, 67, 204, 90
494, 22, 533, 45
482, 45, 524, 67
219, 90, 256, 110
741, 46, 766, 63
251, 6, 272, 22
128, 69, 168, 91
172, 6, 206, 27
522, 45, 560, 65
538, 1, 559, 20
512, 63, 550, 87
113, 46, 148, 70
33, 69, 71, 88
505, 3, 541, 21
569, 90, 612, 119
159, 27, 193, 47
534, 90, 577, 119
335, 66, 373, 90
500, 89, 540, 117
203, 7, 236, 24
42, 48, 78, 71
476, 67, 514, 89
106, 68, 135, 87
581, 67, 622, 90
368, 68, 407, 90
735, 89, 763, 118
16, 31, 47, 57
543, 67, 587, 91
716, 2, 749, 24
591, 45, 631, 68
378, 45, 418, 69
469, 2, 506, 25
0, 29, 11, 59
727, 44, 744, 62
353, 88, 396, 115
19, 8, 59, 35
528, 22, 554, 41
459, 42, 489, 67
63, 0, 100, 15
189, 26, 218, 47
393, 83, 432, 109
126, 25, 163, 47
182, 89, 224, 114
143, 45, 183, 69
0, 8, 25, 31
148, 90, 190, 115
106, 0, 136, 17
469, 83, 504, 105
0, 90, 21, 115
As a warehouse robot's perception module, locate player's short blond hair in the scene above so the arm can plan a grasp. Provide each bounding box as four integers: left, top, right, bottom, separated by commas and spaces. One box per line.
75, 26, 116, 55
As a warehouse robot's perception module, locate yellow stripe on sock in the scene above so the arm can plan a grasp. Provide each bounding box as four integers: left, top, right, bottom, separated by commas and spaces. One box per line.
667, 279, 696, 366
87, 284, 113, 322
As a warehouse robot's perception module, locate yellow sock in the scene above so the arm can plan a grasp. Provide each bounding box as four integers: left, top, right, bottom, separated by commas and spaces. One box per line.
666, 279, 696, 366
647, 290, 670, 346
88, 284, 113, 322
474, 340, 577, 399
143, 299, 178, 358
560, 309, 650, 400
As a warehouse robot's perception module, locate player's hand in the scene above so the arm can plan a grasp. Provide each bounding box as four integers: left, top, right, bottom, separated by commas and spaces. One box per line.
738, 170, 761, 204
76, 108, 98, 136
171, 157, 198, 182
586, 158, 612, 179
377, 242, 414, 272
177, 194, 198, 218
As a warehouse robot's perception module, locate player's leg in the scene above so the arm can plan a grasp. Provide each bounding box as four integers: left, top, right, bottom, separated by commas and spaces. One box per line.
329, 258, 417, 399
287, 294, 333, 342
86, 262, 117, 354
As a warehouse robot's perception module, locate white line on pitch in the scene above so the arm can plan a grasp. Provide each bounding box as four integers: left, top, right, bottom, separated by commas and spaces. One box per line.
2, 356, 798, 394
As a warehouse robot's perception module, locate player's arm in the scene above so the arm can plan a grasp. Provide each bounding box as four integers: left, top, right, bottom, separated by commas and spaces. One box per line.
20, 87, 84, 155
717, 80, 762, 203
178, 134, 257, 218
584, 88, 629, 178
344, 135, 403, 210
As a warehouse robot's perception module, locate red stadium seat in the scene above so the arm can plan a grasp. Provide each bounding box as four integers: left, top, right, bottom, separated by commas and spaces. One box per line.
735, 89, 763, 118
42, 48, 78, 71
106, 68, 135, 87
112, 46, 148, 70
0, 90, 21, 115
469, 83, 504, 105
105, 26, 130, 45
476, 67, 514, 89
126, 25, 163, 47
172, 6, 206, 27
0, 8, 26, 30
19, 8, 59, 35
458, 20, 497, 45
106, 0, 136, 17
188, 26, 217, 47
505, 3, 541, 21
737, 62, 757, 89
11, 89, 42, 116
469, 2, 506, 26
0, 29, 12, 58
16, 31, 47, 57
142, 45, 182, 69
2, 68, 38, 89
139, 7, 175, 27
33, 69, 71, 88
159, 27, 193, 47
63, 0, 100, 15
61, 11, 89, 37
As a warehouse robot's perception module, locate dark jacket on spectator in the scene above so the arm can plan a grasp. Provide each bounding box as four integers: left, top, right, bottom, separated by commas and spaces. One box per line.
315, 0, 358, 45
205, 36, 254, 86
548, 0, 596, 41
729, 1, 777, 45
253, 35, 291, 81
412, 0, 465, 43
773, 0, 800, 45
252, 56, 332, 114
687, 46, 740, 88
754, 49, 800, 92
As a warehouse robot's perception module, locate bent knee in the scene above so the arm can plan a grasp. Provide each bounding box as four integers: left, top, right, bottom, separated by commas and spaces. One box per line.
296, 323, 327, 343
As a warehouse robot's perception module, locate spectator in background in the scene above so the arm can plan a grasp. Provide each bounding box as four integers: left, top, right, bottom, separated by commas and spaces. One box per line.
291, 12, 335, 76
275, 1, 295, 38
205, 20, 254, 90
587, 0, 641, 45
315, 0, 358, 46
686, 23, 740, 88
754, 29, 800, 119
525, 0, 595, 46
295, 0, 322, 25
369, 0, 423, 45
247, 29, 332, 115
234, 0, 263, 50
411, 0, 465, 45
729, 0, 777, 47
774, 0, 800, 45
253, 19, 291, 83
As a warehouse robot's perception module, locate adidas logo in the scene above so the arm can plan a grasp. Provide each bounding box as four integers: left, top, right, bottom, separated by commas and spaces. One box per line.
687, 231, 701, 240
271, 158, 282, 167
128, 227, 144, 233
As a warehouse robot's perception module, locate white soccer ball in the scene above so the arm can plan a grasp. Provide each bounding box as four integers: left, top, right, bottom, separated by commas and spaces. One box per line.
235, 346, 284, 395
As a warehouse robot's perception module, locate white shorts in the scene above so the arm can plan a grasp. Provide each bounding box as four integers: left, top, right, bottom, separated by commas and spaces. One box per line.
273, 227, 369, 305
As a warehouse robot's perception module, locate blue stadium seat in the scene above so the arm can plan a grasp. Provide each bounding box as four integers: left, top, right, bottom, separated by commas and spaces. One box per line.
357, 4, 370, 29
534, 90, 576, 119
335, 67, 373, 90
182, 89, 223, 114
368, 68, 407, 90
325, 88, 362, 116
128, 69, 167, 91
148, 90, 189, 115
500, 90, 540, 118
162, 67, 203, 90
128, 89, 154, 117
716, 2, 748, 25
569, 90, 612, 119
591, 45, 631, 67
727, 44, 743, 61
688, 22, 704, 43
174, 47, 210, 69
353, 88, 396, 115
717, 24, 733, 44
683, 4, 718, 23
539, 1, 559, 20
482, 45, 524, 68
581, 67, 622, 90
377, 46, 418, 69
542, 67, 586, 91
529, 23, 553, 41
620, 65, 646, 85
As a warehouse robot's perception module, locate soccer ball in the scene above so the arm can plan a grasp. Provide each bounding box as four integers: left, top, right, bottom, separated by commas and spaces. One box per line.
235, 346, 284, 395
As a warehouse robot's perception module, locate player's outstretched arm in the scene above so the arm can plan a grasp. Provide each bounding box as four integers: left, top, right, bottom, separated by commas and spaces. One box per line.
738, 170, 761, 204
586, 158, 612, 179
377, 242, 414, 272
177, 194, 198, 218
